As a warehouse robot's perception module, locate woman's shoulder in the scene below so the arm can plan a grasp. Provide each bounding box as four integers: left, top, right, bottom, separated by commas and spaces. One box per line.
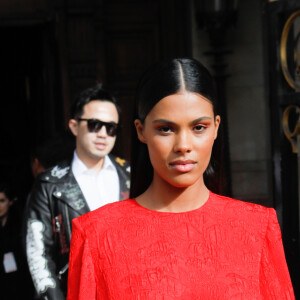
211, 192, 273, 211
209, 192, 276, 225
73, 199, 136, 229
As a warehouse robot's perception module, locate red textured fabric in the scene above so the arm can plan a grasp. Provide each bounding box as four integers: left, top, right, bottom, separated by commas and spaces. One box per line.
67, 192, 295, 300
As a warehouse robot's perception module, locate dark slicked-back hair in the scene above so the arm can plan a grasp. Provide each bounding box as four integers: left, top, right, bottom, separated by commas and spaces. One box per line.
70, 83, 120, 119
130, 58, 219, 198
0, 182, 14, 201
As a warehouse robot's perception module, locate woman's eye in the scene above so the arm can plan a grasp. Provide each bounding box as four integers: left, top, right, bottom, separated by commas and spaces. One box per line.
158, 126, 172, 133
194, 125, 205, 132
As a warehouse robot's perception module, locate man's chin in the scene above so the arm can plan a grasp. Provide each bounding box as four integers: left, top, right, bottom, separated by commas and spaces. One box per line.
90, 149, 112, 160
90, 152, 106, 160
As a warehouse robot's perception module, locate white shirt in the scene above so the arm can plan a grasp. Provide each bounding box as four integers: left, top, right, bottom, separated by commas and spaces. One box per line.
71, 151, 120, 211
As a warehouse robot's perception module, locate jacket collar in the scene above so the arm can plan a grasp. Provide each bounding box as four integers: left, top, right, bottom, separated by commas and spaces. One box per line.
51, 166, 90, 215
40, 154, 130, 214
40, 161, 90, 214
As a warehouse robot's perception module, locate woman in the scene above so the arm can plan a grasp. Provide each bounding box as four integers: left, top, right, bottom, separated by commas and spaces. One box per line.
0, 182, 34, 300
67, 58, 294, 299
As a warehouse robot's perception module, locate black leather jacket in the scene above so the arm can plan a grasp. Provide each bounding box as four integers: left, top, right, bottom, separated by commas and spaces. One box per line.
25, 155, 130, 300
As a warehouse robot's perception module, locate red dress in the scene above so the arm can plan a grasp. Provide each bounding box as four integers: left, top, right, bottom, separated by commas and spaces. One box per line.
67, 192, 295, 299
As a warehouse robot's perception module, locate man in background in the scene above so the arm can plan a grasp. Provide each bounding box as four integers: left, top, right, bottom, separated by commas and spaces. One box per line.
25, 84, 130, 299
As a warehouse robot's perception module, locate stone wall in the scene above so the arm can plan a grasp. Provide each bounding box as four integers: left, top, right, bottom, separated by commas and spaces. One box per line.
191, 0, 273, 206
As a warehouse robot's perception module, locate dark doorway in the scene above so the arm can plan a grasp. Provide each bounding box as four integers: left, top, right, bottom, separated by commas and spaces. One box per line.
0, 23, 63, 203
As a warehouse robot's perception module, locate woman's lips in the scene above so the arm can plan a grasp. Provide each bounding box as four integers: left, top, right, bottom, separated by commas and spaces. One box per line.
169, 160, 196, 172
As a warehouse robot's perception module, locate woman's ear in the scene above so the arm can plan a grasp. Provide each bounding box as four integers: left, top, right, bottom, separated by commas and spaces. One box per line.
214, 115, 221, 140
134, 119, 147, 144
69, 119, 79, 137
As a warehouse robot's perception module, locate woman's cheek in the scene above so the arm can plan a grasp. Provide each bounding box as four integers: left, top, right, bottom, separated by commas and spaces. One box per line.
147, 139, 170, 169
151, 136, 171, 154
197, 134, 215, 149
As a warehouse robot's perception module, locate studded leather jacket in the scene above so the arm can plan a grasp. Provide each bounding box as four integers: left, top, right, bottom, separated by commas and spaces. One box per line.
25, 155, 130, 300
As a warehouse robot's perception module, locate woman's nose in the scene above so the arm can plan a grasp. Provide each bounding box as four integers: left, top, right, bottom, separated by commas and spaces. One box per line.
173, 131, 192, 153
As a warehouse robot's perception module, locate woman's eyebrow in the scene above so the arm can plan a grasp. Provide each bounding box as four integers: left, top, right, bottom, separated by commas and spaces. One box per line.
190, 117, 212, 125
152, 119, 174, 125
152, 117, 212, 125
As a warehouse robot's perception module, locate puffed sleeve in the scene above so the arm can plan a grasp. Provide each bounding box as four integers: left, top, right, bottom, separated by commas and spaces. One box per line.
67, 218, 96, 300
259, 208, 295, 299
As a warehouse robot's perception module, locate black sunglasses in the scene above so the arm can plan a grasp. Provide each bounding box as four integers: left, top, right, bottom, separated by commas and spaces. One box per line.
78, 118, 119, 137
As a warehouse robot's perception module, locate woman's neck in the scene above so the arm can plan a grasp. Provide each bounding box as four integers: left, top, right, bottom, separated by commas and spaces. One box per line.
136, 175, 209, 213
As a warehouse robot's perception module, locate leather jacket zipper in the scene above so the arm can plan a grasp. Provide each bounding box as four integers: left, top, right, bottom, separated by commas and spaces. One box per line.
58, 263, 69, 280
54, 216, 61, 232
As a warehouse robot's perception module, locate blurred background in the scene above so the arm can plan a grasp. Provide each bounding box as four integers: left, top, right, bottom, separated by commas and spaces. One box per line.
0, 0, 299, 295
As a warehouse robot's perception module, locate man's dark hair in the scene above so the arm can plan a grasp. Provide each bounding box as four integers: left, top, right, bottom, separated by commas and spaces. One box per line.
70, 83, 120, 119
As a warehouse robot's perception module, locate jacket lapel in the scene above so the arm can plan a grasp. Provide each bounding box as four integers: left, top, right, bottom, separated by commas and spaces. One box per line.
51, 156, 130, 214
52, 169, 90, 215
110, 155, 131, 200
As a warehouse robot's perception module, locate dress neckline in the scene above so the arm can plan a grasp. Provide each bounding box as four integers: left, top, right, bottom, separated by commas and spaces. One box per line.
132, 190, 212, 215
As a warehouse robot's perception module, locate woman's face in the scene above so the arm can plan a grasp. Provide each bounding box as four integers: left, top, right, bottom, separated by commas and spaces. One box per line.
135, 92, 220, 188
0, 192, 12, 218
